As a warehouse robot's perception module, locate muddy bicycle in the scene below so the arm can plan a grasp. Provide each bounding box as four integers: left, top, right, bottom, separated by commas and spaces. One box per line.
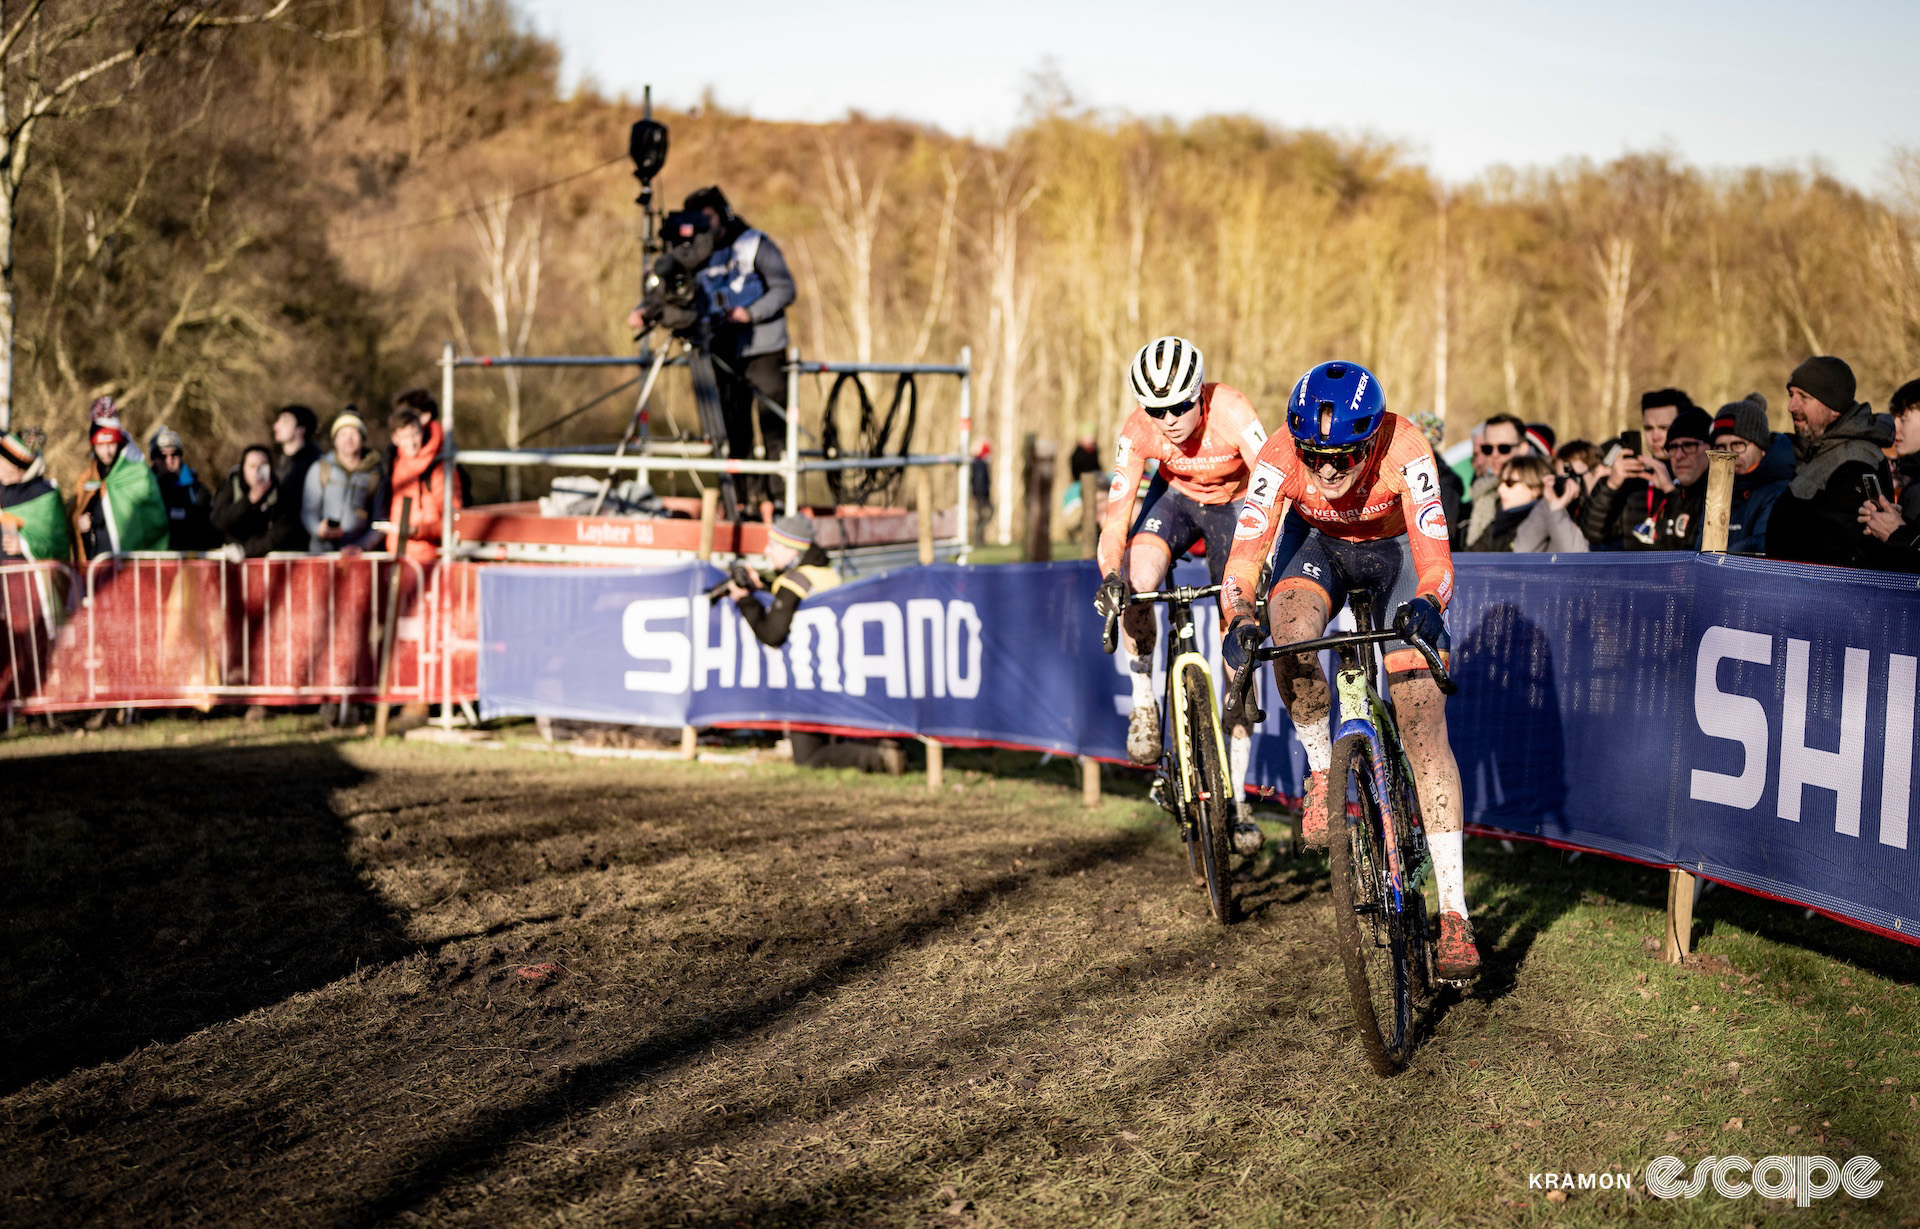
1102, 583, 1239, 924
1224, 593, 1457, 1074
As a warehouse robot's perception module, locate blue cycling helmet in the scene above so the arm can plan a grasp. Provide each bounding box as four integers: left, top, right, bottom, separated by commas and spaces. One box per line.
1286, 360, 1386, 453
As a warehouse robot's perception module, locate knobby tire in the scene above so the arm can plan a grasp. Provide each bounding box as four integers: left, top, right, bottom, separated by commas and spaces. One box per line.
1183, 669, 1235, 925
1326, 730, 1415, 1075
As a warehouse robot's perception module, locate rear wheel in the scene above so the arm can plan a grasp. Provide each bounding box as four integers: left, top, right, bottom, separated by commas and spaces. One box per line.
1327, 730, 1415, 1075
1183, 669, 1235, 925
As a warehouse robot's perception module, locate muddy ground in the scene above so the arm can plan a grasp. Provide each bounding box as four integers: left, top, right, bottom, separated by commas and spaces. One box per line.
3, 723, 1917, 1227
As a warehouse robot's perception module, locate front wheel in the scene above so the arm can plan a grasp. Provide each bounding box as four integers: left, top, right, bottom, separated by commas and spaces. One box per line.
1182, 669, 1236, 925
1326, 730, 1416, 1075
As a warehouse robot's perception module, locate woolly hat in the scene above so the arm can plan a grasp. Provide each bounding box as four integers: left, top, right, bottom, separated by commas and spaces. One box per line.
148, 425, 184, 454
1711, 395, 1771, 450
0, 431, 36, 469
1409, 410, 1445, 450
1524, 426, 1554, 457
1788, 356, 1856, 414
90, 423, 127, 449
767, 514, 814, 553
1665, 408, 1715, 447
329, 410, 368, 440
88, 394, 120, 428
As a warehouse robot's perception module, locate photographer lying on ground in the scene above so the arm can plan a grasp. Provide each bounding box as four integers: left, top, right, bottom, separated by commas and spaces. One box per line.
727, 514, 905, 775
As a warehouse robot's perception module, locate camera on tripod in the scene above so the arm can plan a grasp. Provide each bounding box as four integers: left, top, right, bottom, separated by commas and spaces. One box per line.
636, 209, 716, 341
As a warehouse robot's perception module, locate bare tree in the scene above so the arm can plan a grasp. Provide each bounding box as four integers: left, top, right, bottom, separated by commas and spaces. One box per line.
465, 193, 541, 499
818, 136, 889, 369
0, 0, 294, 430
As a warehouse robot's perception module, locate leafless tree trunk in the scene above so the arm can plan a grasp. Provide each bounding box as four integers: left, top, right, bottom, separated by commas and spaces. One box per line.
468, 195, 541, 499
984, 161, 1039, 546
0, 0, 294, 430
819, 139, 888, 369
1431, 198, 1448, 425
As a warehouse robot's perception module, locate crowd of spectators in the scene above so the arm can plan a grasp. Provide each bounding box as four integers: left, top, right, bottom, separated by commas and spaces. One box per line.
0, 392, 465, 567
1449, 354, 1920, 571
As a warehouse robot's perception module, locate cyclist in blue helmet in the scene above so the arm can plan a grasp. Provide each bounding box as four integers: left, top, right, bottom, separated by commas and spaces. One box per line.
1219, 360, 1480, 981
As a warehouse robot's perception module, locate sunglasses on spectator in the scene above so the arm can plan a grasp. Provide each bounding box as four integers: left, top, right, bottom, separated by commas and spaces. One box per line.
1478, 442, 1517, 456
1143, 396, 1199, 420
1498, 477, 1538, 490
1666, 439, 1705, 454
158, 449, 182, 460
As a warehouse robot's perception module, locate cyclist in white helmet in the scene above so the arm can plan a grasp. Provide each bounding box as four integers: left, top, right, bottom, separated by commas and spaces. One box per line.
1095, 336, 1270, 856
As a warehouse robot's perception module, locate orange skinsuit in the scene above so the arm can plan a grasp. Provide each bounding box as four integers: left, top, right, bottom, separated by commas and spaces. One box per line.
1220, 411, 1455, 673
1095, 383, 1268, 575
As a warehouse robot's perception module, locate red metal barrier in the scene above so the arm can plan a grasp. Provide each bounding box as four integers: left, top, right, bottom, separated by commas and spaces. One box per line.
0, 553, 476, 714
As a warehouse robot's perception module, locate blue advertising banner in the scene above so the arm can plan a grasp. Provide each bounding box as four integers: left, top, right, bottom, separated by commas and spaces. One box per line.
479, 554, 1920, 944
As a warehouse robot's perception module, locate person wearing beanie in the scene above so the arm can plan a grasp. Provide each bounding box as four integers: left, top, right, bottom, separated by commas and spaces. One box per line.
146, 425, 218, 551
1580, 387, 1694, 549
1710, 394, 1794, 555
1412, 409, 1467, 540
69, 419, 168, 561
1650, 408, 1716, 549
0, 429, 72, 564
302, 409, 384, 553
725, 513, 904, 775
1768, 355, 1896, 569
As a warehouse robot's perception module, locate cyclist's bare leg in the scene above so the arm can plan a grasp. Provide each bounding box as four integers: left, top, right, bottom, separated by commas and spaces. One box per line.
1121, 543, 1173, 762
1389, 670, 1477, 972
1264, 585, 1334, 772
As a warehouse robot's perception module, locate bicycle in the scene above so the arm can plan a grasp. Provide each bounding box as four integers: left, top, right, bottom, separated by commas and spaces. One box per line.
1102, 583, 1239, 924
1224, 592, 1458, 1074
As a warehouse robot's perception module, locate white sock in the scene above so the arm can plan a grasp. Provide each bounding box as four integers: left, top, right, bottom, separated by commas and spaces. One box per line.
1229, 729, 1251, 817
1129, 656, 1155, 708
1431, 829, 1467, 918
1295, 716, 1331, 774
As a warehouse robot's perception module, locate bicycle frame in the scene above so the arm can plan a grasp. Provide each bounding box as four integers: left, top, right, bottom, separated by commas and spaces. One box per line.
1164, 595, 1229, 815
1330, 646, 1430, 920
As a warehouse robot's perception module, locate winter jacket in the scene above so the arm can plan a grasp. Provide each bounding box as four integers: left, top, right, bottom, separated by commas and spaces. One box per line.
1766, 403, 1897, 569
1511, 501, 1589, 553
384, 420, 462, 562
1581, 473, 1658, 549
211, 468, 304, 558
736, 543, 838, 648
1725, 434, 1795, 556
302, 448, 384, 552
702, 223, 795, 360
1459, 472, 1499, 551
274, 441, 322, 506
152, 462, 219, 551
1581, 473, 1707, 551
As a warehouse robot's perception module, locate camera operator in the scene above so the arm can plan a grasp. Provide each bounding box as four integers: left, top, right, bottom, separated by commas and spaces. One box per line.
686, 186, 795, 510
729, 514, 904, 775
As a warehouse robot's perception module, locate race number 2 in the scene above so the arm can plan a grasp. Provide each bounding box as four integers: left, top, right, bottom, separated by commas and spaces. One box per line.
1402, 455, 1442, 505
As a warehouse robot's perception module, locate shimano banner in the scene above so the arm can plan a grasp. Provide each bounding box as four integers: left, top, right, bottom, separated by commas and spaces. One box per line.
479, 554, 1920, 944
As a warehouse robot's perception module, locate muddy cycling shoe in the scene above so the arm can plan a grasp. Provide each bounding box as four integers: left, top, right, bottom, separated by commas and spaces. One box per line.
1436, 911, 1482, 981
1126, 700, 1163, 764
1299, 769, 1331, 847
1232, 813, 1265, 858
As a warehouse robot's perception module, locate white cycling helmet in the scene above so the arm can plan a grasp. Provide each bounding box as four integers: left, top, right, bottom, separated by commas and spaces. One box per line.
1128, 336, 1205, 410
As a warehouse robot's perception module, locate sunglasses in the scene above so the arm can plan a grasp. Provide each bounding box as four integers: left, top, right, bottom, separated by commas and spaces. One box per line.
1478, 442, 1517, 456
1666, 439, 1705, 454
1299, 442, 1370, 474
1144, 396, 1199, 420
158, 449, 182, 460
1498, 477, 1536, 489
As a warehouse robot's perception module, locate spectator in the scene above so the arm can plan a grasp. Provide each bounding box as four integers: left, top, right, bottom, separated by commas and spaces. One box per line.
1525, 423, 1556, 458
211, 445, 303, 558
375, 389, 470, 519
727, 514, 904, 774
271, 404, 321, 502
302, 410, 383, 553
1709, 395, 1793, 555
1581, 388, 1695, 548
384, 404, 462, 562
1554, 440, 1604, 525
970, 439, 992, 543
1068, 425, 1101, 484
1581, 408, 1713, 550
1857, 379, 1920, 561
1461, 413, 1527, 547
0, 430, 71, 563
1412, 410, 1466, 535
146, 425, 218, 551
1466, 454, 1586, 553
70, 417, 168, 561
1767, 356, 1895, 569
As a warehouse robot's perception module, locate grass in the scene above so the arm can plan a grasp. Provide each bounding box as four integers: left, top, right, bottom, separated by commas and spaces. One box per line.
2, 719, 1915, 1226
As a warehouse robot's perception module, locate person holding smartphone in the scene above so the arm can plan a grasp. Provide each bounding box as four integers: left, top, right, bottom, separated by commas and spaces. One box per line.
1856, 378, 1920, 566
1767, 355, 1896, 569
1578, 388, 1693, 548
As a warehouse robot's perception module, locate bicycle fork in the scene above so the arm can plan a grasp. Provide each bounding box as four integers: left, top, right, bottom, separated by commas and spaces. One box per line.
1332, 662, 1414, 917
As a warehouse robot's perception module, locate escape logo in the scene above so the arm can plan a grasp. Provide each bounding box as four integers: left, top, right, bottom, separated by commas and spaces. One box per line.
1645, 1155, 1882, 1206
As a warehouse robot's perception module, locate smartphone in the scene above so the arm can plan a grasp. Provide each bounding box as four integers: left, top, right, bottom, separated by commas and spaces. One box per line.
1619, 430, 1643, 456
1602, 444, 1625, 468
1858, 473, 1886, 505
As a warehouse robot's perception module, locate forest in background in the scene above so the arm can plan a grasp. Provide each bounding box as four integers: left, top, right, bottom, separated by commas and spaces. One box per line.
15, 0, 1920, 538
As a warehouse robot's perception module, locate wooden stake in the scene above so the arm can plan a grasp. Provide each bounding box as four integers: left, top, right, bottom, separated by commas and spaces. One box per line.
1665, 868, 1695, 964
696, 487, 720, 561
680, 725, 698, 761
372, 497, 413, 740
924, 737, 943, 792
915, 467, 935, 565
1080, 755, 1100, 808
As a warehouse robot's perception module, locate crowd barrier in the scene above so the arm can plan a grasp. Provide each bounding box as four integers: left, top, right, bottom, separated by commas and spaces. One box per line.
478, 555, 1920, 946
0, 555, 480, 713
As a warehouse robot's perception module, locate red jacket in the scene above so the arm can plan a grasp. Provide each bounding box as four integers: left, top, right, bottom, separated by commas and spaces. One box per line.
386, 420, 461, 562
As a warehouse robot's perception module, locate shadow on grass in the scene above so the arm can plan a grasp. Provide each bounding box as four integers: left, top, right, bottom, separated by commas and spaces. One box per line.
342, 823, 1162, 1226
1, 741, 410, 1095
1693, 889, 1920, 986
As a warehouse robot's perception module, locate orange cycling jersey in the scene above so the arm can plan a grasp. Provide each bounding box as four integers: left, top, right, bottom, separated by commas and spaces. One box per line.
1097, 383, 1268, 574
1220, 411, 1456, 621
